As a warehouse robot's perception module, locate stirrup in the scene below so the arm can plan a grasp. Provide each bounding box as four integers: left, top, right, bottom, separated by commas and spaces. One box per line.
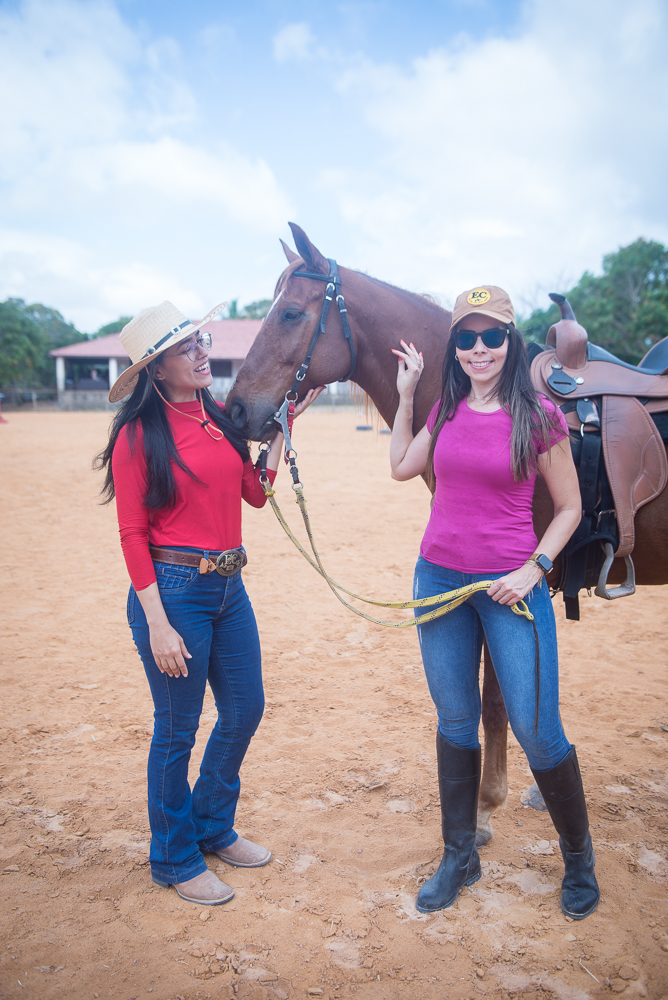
594, 542, 635, 600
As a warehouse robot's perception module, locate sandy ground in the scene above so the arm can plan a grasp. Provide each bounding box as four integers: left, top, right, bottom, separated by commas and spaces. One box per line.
0, 407, 667, 1000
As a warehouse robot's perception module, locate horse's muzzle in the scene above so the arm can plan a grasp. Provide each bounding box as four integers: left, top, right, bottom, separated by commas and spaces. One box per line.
224, 395, 249, 431
225, 394, 281, 442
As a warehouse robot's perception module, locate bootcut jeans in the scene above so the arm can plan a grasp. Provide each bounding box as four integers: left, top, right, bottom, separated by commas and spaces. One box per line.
127, 548, 264, 885
413, 555, 572, 771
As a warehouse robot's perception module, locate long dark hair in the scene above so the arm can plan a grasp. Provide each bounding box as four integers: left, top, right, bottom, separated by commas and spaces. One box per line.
94, 364, 251, 509
426, 323, 559, 485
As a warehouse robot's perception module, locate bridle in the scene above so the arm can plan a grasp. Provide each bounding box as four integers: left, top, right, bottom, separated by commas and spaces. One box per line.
290, 257, 356, 390
270, 257, 356, 454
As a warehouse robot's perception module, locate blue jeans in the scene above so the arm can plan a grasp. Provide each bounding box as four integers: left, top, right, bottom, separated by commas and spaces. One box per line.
413, 556, 571, 771
127, 550, 264, 884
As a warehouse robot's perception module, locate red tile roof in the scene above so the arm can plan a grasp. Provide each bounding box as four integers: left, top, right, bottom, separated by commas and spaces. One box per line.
49, 318, 263, 360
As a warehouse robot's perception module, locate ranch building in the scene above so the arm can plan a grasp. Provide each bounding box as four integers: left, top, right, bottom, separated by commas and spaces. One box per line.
50, 318, 262, 409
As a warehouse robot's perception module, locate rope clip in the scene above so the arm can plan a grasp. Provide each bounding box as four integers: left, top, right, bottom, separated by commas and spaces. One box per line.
274, 395, 296, 459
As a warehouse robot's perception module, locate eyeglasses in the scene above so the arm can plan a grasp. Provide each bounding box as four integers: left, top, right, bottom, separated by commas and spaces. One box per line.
177, 332, 212, 362
454, 327, 508, 351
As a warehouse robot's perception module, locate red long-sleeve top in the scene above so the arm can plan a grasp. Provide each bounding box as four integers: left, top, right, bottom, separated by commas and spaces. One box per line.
111, 400, 275, 590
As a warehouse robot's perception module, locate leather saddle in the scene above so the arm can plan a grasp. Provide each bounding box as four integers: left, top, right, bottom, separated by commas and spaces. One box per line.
530, 304, 668, 609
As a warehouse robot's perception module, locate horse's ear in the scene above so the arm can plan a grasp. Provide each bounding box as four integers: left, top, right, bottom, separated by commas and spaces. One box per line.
280, 238, 299, 263
288, 222, 329, 274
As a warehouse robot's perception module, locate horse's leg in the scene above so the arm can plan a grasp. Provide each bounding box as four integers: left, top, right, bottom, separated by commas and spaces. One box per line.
477, 643, 509, 846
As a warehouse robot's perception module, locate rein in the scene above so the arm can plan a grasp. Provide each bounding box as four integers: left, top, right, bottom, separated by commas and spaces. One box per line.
260, 257, 541, 733
258, 445, 534, 629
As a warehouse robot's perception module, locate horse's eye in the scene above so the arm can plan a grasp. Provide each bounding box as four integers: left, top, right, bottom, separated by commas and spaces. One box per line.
281, 309, 302, 323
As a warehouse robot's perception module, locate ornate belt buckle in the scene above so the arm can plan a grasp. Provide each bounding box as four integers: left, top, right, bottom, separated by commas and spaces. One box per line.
215, 548, 247, 577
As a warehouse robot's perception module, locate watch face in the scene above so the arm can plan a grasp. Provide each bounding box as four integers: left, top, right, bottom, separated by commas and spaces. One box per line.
536, 553, 553, 573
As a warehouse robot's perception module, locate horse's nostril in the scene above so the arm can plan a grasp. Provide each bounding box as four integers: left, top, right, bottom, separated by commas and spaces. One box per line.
226, 398, 247, 429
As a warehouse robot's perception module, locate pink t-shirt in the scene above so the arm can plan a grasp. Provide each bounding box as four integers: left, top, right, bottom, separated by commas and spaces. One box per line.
420, 397, 569, 573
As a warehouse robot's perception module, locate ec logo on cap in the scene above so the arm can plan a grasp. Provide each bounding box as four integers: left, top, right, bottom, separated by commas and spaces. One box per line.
467, 288, 491, 306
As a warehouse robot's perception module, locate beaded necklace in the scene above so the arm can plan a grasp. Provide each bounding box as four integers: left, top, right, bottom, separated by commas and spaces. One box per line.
152, 382, 225, 442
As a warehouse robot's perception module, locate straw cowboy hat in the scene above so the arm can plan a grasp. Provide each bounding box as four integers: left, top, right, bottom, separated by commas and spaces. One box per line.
108, 300, 227, 403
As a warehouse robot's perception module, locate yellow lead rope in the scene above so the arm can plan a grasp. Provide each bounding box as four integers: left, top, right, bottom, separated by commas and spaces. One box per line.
260, 480, 535, 629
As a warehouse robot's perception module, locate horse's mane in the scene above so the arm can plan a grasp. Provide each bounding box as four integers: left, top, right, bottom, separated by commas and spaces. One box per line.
275, 261, 450, 317
350, 270, 450, 316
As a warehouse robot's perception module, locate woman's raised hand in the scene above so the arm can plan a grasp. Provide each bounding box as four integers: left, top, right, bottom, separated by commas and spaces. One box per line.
293, 386, 326, 417
392, 340, 424, 399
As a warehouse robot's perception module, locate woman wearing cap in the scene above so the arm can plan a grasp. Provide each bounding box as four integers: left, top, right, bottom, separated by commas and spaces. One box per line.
96, 301, 323, 906
390, 287, 600, 920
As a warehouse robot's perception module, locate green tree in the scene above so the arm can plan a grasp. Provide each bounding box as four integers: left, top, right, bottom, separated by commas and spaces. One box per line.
94, 316, 132, 337
12, 300, 84, 348
521, 238, 668, 364
225, 299, 272, 320
240, 299, 272, 319
521, 302, 561, 345
6, 298, 86, 387
0, 301, 48, 391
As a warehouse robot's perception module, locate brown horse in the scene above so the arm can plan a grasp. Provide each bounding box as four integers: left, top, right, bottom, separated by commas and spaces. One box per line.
226, 223, 668, 843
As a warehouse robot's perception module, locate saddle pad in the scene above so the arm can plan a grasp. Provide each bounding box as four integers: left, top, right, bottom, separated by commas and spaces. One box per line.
602, 396, 668, 558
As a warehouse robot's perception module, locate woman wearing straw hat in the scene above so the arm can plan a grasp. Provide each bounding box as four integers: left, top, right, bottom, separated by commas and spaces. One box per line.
390, 286, 600, 920
96, 301, 322, 905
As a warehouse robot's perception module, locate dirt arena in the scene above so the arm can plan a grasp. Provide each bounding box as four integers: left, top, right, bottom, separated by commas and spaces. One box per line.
0, 407, 667, 1000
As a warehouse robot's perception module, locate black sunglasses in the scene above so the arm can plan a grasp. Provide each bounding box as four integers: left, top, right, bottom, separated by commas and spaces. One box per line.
454, 327, 508, 351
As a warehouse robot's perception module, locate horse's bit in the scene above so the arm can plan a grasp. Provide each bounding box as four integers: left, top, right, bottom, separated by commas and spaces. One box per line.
270, 258, 356, 468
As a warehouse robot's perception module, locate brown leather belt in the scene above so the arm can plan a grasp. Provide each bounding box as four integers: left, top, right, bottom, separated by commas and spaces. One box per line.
149, 545, 247, 577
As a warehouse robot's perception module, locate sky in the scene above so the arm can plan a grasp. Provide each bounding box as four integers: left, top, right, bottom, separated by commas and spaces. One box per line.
0, 0, 667, 332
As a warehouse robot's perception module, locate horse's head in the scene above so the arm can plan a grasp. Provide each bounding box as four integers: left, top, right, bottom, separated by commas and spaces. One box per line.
225, 223, 358, 441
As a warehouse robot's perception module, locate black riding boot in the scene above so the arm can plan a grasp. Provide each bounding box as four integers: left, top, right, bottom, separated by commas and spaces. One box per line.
415, 733, 481, 913
531, 746, 600, 920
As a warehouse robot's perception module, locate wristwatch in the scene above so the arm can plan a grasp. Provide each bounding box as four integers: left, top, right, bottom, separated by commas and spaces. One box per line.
529, 552, 553, 574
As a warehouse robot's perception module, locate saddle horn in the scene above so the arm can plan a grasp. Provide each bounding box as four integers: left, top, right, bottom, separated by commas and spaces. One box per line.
548, 292, 576, 321
545, 292, 588, 370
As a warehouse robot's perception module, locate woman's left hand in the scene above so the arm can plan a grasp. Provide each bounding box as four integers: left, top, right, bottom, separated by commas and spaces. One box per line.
487, 564, 544, 605
293, 386, 326, 417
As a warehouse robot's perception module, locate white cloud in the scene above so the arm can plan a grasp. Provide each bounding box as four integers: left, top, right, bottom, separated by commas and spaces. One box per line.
68, 138, 291, 232
0, 0, 137, 168
1, 0, 666, 332
272, 22, 316, 63
0, 0, 293, 328
323, 0, 668, 313
0, 229, 203, 332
